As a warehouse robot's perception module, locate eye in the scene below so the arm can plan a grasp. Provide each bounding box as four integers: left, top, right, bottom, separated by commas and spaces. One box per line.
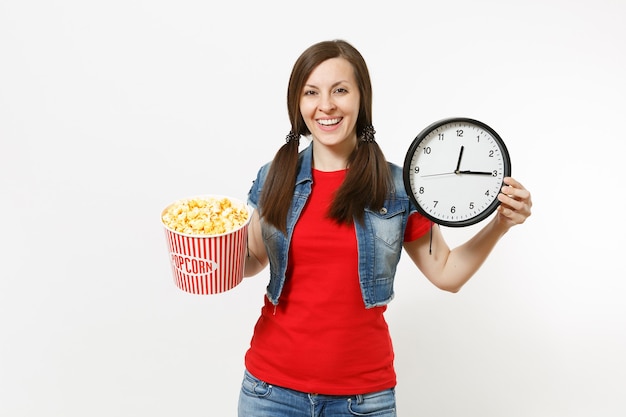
303, 89, 317, 96
334, 87, 348, 94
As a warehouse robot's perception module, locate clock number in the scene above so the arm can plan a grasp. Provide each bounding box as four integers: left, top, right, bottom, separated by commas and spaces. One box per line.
489, 150, 495, 157
433, 200, 438, 207
438, 133, 444, 140
413, 166, 420, 174
469, 202, 475, 210
492, 170, 497, 177
476, 135, 480, 143
456, 129, 464, 137
450, 206, 456, 214
423, 147, 432, 155
485, 190, 490, 197
419, 187, 425, 194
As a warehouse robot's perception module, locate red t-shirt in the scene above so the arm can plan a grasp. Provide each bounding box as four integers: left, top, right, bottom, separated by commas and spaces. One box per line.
244, 169, 430, 395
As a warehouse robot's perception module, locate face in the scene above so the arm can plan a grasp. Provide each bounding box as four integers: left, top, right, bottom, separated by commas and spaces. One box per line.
300, 57, 361, 153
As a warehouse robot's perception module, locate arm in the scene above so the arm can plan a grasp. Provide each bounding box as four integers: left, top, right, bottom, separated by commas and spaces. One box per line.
403, 177, 532, 292
244, 209, 269, 277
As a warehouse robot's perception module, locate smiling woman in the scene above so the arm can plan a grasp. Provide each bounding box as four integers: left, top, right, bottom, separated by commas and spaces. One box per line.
2, 0, 625, 415
298, 57, 361, 162
259, 41, 392, 233
236, 39, 532, 416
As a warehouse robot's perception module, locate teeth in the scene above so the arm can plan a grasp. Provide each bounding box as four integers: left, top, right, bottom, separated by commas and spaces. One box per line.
318, 118, 341, 126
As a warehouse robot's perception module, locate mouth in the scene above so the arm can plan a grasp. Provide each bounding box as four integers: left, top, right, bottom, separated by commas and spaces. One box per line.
317, 117, 342, 127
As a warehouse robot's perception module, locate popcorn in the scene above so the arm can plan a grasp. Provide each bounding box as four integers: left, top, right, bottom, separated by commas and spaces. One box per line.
162, 196, 249, 236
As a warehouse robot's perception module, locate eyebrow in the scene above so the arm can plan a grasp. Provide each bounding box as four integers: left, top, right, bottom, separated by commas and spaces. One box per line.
304, 80, 350, 89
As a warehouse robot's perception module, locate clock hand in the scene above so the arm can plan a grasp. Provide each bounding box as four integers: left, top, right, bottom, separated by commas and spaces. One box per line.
458, 170, 493, 175
454, 145, 464, 174
421, 170, 494, 177
420, 171, 456, 178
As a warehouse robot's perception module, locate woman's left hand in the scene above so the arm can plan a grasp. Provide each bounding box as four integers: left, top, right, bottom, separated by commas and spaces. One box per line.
496, 177, 532, 227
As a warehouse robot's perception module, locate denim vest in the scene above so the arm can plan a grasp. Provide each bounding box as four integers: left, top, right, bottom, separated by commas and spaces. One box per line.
247, 143, 419, 308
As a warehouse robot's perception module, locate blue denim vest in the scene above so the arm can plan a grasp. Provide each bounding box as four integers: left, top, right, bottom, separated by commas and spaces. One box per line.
247, 143, 420, 308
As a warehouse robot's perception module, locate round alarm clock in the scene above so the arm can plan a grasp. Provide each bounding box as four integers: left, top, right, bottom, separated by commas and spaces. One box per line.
403, 117, 511, 227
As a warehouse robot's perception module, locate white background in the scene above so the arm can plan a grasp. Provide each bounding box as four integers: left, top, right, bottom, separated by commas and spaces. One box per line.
1, 1, 625, 416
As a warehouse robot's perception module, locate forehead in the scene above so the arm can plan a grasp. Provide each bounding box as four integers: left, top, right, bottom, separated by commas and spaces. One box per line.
305, 57, 356, 85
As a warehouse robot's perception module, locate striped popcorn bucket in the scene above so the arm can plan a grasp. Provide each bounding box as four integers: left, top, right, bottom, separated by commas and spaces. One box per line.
161, 196, 252, 295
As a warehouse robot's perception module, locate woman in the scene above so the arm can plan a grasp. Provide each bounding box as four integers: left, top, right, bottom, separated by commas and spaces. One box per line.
239, 39, 532, 417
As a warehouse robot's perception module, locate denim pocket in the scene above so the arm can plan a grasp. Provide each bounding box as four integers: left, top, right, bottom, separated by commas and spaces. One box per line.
347, 388, 396, 416
240, 370, 272, 399
366, 202, 405, 248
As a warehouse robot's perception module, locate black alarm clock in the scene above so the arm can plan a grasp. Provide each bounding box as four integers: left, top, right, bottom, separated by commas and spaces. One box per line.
403, 117, 512, 227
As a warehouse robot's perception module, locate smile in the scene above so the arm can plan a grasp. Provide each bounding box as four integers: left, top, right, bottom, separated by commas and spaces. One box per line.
317, 118, 342, 126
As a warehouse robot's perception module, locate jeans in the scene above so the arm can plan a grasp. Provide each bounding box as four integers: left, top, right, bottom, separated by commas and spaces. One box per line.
238, 369, 397, 417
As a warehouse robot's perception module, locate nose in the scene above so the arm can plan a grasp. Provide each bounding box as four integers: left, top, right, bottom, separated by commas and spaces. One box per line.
318, 93, 336, 112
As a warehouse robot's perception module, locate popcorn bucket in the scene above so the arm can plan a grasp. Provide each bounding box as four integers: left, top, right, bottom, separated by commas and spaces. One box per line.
161, 195, 253, 295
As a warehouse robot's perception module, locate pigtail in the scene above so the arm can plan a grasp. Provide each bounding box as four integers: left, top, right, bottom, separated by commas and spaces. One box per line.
258, 132, 301, 233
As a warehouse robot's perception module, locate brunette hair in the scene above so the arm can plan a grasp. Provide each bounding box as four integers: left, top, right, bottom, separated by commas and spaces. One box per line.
259, 40, 392, 232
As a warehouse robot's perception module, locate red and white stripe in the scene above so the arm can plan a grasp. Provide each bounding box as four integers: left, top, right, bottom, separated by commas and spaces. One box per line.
163, 225, 248, 295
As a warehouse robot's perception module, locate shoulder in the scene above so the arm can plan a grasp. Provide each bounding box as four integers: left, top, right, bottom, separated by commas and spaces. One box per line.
248, 144, 312, 208
387, 162, 407, 198
386, 162, 419, 214
388, 162, 403, 177
252, 160, 273, 189
254, 145, 309, 183
247, 160, 272, 208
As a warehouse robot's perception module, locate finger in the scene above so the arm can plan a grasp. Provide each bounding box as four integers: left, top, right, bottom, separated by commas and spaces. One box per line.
498, 192, 524, 210
499, 191, 532, 220
498, 204, 528, 224
503, 177, 525, 191
501, 180, 531, 203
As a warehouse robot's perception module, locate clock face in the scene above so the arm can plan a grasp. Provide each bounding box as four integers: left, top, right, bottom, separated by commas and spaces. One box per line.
403, 118, 511, 227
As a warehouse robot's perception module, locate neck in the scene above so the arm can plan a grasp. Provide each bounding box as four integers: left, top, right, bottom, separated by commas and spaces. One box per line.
312, 141, 356, 172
